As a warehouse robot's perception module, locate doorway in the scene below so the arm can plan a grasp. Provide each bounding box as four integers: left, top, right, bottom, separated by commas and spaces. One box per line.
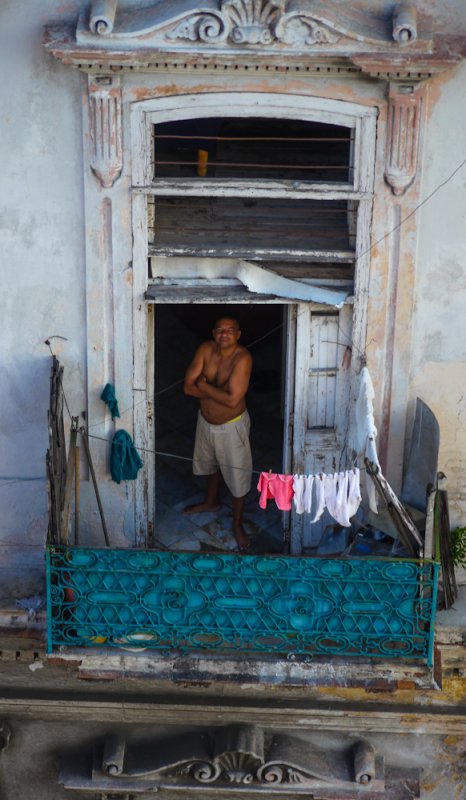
153, 304, 287, 554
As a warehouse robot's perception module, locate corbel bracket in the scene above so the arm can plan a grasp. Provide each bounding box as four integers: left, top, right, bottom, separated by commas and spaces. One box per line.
384, 81, 424, 196
88, 74, 123, 188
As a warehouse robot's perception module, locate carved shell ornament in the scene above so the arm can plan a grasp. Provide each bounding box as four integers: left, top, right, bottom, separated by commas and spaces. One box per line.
80, 0, 428, 55
167, 0, 341, 47
191, 749, 262, 784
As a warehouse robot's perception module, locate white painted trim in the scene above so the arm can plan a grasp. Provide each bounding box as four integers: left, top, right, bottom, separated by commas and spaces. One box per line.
131, 191, 151, 545
148, 245, 354, 262
132, 91, 377, 120
130, 90, 376, 543
134, 181, 370, 201
131, 92, 377, 189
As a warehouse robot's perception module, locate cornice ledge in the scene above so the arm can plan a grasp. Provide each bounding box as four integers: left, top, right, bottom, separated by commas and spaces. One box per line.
43, 0, 444, 70
352, 51, 462, 82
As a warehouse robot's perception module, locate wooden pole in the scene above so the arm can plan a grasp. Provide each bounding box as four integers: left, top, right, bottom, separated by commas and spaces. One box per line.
74, 445, 80, 545
61, 417, 79, 545
80, 427, 110, 547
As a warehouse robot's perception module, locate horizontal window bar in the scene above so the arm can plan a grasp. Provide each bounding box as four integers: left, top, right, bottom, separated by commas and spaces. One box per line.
155, 134, 352, 142
134, 180, 370, 201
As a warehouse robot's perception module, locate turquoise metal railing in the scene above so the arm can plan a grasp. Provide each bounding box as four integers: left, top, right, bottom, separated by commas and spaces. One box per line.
46, 546, 439, 666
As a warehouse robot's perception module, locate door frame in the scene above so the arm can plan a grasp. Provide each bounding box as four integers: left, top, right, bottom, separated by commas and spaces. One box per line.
149, 297, 298, 544
131, 92, 376, 543
290, 302, 354, 554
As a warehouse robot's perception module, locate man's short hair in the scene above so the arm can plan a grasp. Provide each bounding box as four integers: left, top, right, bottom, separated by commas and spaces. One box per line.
213, 315, 240, 330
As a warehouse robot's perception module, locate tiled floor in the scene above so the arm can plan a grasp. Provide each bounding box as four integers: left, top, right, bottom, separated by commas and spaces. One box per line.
153, 306, 285, 555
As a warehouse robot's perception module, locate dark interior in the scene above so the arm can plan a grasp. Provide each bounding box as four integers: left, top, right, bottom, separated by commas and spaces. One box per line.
153, 117, 352, 182
153, 304, 286, 554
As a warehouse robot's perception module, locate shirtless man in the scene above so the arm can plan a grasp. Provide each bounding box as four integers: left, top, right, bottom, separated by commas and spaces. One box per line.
183, 316, 253, 550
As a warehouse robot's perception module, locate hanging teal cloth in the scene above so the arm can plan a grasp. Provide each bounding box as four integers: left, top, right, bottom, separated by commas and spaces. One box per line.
100, 383, 120, 420
111, 430, 143, 484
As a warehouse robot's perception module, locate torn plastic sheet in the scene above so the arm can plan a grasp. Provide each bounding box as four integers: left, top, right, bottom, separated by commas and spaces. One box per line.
237, 260, 349, 308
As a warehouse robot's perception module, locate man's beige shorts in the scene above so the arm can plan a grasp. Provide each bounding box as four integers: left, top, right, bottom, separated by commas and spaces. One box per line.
193, 411, 252, 498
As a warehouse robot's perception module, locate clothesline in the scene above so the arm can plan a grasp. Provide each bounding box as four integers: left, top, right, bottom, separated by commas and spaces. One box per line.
88, 431, 367, 480
257, 469, 362, 526
85, 320, 357, 431
44, 153, 466, 440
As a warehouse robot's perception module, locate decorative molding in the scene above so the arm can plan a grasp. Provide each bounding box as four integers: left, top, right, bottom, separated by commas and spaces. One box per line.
54, 0, 435, 55
88, 76, 123, 189
42, 1, 466, 77
275, 13, 340, 47
384, 82, 423, 196
392, 3, 418, 44
89, 0, 118, 35
165, 2, 342, 48
59, 723, 421, 797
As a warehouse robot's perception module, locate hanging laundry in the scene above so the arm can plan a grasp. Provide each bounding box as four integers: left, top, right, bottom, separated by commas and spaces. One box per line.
347, 467, 362, 519
324, 470, 362, 527
324, 473, 339, 521
261, 468, 361, 523
100, 383, 120, 420
257, 472, 294, 511
310, 474, 326, 522
303, 475, 314, 515
293, 474, 305, 514
111, 430, 143, 484
293, 474, 315, 515
353, 367, 381, 513
335, 471, 351, 527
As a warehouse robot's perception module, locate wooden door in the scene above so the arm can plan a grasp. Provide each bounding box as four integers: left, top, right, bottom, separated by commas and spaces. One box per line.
290, 303, 352, 554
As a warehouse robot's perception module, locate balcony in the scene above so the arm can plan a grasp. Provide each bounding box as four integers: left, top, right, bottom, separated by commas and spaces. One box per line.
46, 545, 438, 666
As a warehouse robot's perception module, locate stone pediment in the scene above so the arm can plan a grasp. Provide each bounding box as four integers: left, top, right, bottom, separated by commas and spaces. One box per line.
43, 2, 459, 80
74, 0, 431, 54
59, 724, 421, 798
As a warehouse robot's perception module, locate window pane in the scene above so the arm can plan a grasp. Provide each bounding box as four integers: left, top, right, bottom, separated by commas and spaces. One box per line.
153, 117, 352, 183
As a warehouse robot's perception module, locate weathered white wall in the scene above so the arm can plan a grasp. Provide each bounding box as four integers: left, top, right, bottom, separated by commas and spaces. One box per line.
1, 0, 466, 600
0, 1, 86, 596
409, 62, 466, 528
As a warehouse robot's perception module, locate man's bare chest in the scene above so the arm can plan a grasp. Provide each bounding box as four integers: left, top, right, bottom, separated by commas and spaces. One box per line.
204, 353, 237, 387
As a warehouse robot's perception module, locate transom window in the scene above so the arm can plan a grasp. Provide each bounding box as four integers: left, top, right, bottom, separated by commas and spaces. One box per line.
148, 115, 356, 271
152, 117, 352, 182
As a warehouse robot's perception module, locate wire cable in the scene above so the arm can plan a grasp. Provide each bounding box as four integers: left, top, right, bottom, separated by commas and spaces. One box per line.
44, 155, 466, 445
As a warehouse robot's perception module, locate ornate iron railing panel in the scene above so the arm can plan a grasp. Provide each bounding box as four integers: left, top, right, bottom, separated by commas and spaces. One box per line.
46, 546, 438, 665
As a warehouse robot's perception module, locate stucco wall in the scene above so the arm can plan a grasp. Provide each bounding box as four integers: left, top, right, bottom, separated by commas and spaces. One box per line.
0, 1, 85, 595
1, 0, 466, 595
409, 61, 466, 528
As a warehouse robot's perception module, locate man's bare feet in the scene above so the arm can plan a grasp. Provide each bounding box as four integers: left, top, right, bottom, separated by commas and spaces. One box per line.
183, 502, 221, 515
233, 522, 251, 551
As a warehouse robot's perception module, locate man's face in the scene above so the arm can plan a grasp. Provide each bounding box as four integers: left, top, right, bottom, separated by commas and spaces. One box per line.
212, 319, 241, 348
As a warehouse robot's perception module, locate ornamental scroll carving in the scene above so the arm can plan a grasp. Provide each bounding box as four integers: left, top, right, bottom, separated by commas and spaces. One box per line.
166, 0, 341, 47
88, 77, 123, 189
59, 723, 421, 797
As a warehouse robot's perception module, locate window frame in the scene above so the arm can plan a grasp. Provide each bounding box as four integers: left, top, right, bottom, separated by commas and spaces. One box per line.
130, 92, 376, 542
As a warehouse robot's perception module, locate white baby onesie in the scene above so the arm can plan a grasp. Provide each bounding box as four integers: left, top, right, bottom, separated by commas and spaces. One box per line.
293, 474, 305, 514
303, 475, 314, 514
347, 467, 362, 519
311, 474, 326, 522
334, 471, 351, 527
323, 473, 339, 522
